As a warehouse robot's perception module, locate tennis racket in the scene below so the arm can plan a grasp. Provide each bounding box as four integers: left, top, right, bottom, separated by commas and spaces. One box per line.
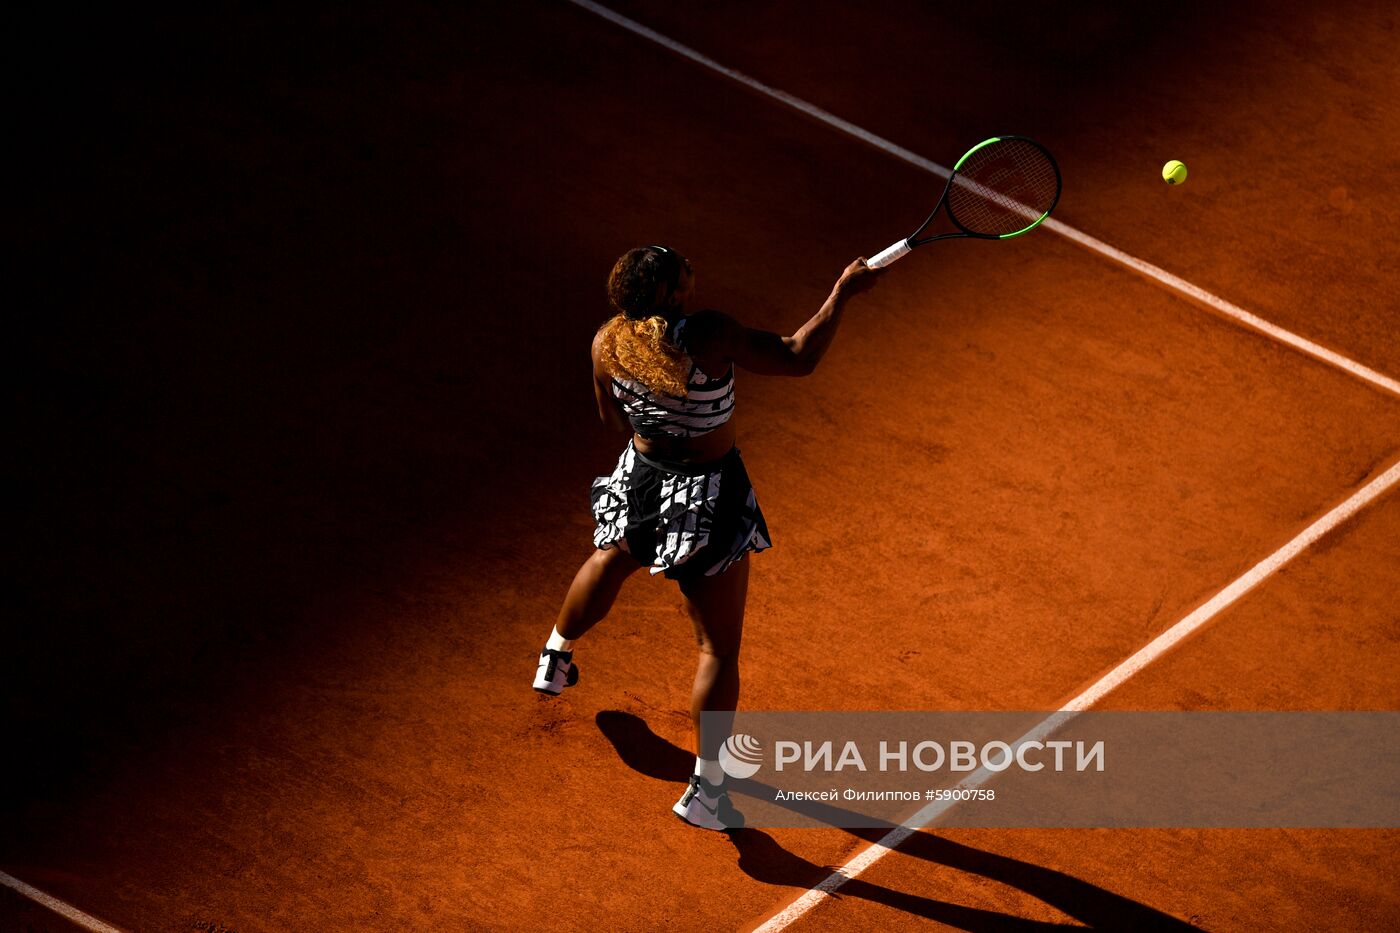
867, 136, 1061, 269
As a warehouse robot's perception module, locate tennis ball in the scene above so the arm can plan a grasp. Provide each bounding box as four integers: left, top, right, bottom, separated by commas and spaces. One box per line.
1162, 160, 1188, 185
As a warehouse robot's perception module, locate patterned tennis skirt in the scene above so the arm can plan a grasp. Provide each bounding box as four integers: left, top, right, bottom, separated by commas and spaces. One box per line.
591, 440, 772, 580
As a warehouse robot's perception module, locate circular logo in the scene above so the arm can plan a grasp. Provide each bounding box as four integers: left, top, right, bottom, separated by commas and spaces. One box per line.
719, 733, 763, 779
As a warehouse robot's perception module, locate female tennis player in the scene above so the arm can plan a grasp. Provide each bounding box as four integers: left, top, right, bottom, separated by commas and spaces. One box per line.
534, 245, 878, 830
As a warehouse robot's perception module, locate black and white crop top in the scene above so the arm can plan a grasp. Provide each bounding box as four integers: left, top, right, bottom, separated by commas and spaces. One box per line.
610, 316, 735, 439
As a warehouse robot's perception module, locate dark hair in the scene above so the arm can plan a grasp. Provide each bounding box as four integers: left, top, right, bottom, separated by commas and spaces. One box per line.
595, 246, 692, 398
607, 245, 687, 320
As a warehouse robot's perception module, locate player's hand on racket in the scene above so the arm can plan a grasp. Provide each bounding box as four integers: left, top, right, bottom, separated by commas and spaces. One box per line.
868, 135, 1061, 269
835, 257, 880, 297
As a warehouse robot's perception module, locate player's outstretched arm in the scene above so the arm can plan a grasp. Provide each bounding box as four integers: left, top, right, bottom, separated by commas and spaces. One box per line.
702, 259, 879, 377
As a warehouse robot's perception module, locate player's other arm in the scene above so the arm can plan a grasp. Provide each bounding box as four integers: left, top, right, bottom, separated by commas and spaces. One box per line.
702, 259, 879, 377
591, 333, 633, 434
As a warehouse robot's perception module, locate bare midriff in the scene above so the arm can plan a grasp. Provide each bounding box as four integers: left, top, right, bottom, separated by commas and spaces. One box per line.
633, 418, 737, 463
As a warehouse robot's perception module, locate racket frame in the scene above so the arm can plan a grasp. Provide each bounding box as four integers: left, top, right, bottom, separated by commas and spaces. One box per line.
867, 135, 1061, 269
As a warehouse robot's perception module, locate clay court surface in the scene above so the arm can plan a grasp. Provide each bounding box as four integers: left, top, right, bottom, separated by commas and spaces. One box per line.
7, 1, 1400, 930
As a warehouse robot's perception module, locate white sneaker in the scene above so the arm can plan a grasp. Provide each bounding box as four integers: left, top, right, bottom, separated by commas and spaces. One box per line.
533, 647, 578, 695
672, 775, 745, 831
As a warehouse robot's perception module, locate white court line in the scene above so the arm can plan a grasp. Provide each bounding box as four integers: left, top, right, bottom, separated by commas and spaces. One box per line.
1039, 217, 1400, 398
0, 871, 126, 933
568, 0, 1400, 399
752, 457, 1400, 931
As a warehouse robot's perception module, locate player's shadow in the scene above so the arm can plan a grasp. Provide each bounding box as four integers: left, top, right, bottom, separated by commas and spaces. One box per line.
596, 710, 1202, 932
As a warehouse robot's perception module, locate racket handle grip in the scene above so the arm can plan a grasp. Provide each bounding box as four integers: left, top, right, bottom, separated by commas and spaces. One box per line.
867, 238, 911, 269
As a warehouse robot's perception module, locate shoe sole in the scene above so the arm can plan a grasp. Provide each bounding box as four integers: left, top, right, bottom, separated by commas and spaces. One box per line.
672, 806, 732, 832
532, 663, 578, 696
674, 811, 728, 832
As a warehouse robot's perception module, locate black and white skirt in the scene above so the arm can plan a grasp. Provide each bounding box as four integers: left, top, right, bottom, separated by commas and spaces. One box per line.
590, 439, 771, 580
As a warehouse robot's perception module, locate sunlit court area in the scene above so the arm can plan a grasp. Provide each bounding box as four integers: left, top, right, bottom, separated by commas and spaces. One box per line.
7, 1, 1400, 930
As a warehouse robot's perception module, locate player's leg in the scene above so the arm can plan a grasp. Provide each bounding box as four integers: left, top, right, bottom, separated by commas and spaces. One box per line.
683, 556, 748, 754
672, 556, 749, 830
534, 546, 643, 695
558, 545, 644, 641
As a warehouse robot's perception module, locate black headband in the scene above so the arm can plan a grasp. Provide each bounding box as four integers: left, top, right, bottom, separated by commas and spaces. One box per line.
624, 245, 684, 320
648, 244, 683, 290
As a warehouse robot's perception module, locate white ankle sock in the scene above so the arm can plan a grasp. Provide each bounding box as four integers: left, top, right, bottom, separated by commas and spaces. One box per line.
695, 757, 724, 785
545, 627, 573, 652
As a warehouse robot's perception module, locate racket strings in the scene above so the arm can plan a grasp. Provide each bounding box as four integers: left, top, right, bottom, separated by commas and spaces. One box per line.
947, 139, 1060, 237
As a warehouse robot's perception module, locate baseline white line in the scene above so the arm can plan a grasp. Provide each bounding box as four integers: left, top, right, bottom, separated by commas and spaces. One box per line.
750, 460, 1400, 933
567, 0, 1400, 399
0, 871, 126, 933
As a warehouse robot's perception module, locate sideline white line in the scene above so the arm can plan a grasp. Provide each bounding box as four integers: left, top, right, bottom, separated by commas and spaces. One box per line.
0, 871, 126, 933
751, 457, 1400, 931
568, 0, 1400, 399
1039, 218, 1400, 397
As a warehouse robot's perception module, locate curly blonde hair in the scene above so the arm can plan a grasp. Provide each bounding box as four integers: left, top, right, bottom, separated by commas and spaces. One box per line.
594, 247, 692, 398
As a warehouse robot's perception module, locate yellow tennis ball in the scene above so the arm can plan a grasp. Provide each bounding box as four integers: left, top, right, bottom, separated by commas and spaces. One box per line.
1162, 160, 1188, 185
